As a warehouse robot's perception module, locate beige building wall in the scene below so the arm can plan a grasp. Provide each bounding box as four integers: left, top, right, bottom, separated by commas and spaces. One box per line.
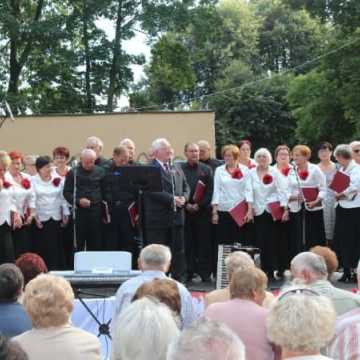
0, 111, 215, 161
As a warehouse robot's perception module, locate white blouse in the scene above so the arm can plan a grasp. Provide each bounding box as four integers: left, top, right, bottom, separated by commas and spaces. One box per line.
288, 162, 327, 213
4, 171, 35, 217
250, 166, 289, 216
31, 174, 70, 222
0, 185, 16, 226
336, 160, 360, 209
212, 164, 253, 212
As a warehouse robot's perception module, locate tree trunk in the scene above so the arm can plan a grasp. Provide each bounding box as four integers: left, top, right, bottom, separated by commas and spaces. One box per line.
83, 0, 93, 112
107, 0, 123, 112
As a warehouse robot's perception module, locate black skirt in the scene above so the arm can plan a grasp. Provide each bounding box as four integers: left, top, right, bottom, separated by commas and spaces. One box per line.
0, 223, 15, 264
12, 226, 33, 259
216, 211, 246, 245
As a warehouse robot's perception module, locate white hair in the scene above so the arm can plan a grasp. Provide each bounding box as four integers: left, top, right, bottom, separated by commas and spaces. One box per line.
119, 138, 135, 148
167, 317, 245, 360
350, 141, 360, 149
152, 138, 171, 151
197, 140, 211, 149
291, 252, 328, 279
112, 297, 179, 360
334, 144, 352, 159
85, 136, 103, 149
225, 251, 254, 279
254, 148, 272, 164
267, 292, 336, 353
139, 244, 172, 270
80, 148, 96, 159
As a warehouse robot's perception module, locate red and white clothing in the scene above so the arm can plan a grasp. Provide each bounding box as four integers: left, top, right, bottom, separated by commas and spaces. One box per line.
31, 174, 70, 222
0, 183, 16, 226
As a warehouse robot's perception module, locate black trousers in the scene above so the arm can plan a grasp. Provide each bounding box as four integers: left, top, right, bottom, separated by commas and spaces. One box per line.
305, 209, 326, 249
273, 219, 291, 273
61, 218, 74, 270
12, 225, 33, 259
334, 206, 360, 270
146, 225, 186, 282
216, 211, 246, 245
254, 212, 276, 274
289, 211, 304, 260
185, 210, 212, 279
76, 205, 103, 251
33, 219, 63, 270
0, 223, 15, 264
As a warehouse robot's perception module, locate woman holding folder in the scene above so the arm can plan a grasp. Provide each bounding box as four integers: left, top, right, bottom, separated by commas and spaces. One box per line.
288, 145, 327, 256
333, 144, 360, 282
211, 145, 253, 246
250, 148, 289, 279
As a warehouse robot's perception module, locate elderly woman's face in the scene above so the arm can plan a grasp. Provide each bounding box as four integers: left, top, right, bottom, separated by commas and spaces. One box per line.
335, 155, 349, 167
38, 164, 52, 178
293, 150, 307, 166
10, 158, 22, 173
256, 153, 269, 167
223, 151, 235, 166
54, 155, 68, 167
239, 144, 251, 160
352, 145, 360, 164
276, 149, 290, 164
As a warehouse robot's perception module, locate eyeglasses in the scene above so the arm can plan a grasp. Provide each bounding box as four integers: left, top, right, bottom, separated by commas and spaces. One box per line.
277, 287, 320, 301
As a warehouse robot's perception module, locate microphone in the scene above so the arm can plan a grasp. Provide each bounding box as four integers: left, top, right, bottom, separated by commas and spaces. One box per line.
71, 159, 78, 168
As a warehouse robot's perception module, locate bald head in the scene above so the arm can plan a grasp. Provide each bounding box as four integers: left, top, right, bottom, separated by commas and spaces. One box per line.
81, 149, 96, 170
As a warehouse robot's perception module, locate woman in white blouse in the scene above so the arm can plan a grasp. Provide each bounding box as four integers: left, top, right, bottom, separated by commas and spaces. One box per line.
0, 152, 21, 264
32, 156, 70, 270
250, 148, 289, 279
333, 144, 360, 282
5, 151, 36, 258
211, 145, 253, 246
288, 145, 327, 256
238, 140, 257, 169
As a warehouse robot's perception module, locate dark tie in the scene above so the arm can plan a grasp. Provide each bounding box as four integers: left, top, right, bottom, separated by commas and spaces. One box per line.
164, 163, 170, 173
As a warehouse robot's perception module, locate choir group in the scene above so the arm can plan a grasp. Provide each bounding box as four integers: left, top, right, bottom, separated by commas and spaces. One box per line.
1, 136, 360, 283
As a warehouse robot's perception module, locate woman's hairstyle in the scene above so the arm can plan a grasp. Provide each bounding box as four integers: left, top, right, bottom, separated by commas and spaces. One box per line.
292, 145, 311, 159
310, 246, 338, 277
267, 291, 336, 353
23, 274, 74, 328
317, 141, 333, 152
35, 156, 51, 171
53, 146, 70, 159
254, 148, 272, 164
112, 297, 179, 360
274, 145, 290, 159
132, 278, 181, 317
15, 253, 48, 286
238, 140, 252, 150
221, 145, 240, 160
8, 151, 23, 161
334, 144, 352, 160
0, 264, 24, 303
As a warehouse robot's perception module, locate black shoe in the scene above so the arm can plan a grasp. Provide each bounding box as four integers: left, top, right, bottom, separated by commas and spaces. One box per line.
338, 273, 351, 283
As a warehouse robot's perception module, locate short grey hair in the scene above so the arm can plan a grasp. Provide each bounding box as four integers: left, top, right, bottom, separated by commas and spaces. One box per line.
291, 252, 328, 278
167, 317, 245, 360
112, 297, 179, 360
254, 148, 272, 164
152, 138, 171, 151
225, 251, 254, 279
334, 144, 352, 160
139, 244, 172, 270
119, 138, 135, 148
350, 141, 360, 149
80, 148, 96, 159
267, 292, 336, 353
197, 140, 211, 150
85, 136, 103, 149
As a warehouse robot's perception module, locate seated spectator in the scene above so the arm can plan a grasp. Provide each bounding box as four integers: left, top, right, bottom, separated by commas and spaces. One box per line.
114, 244, 197, 328
0, 264, 32, 337
14, 274, 101, 360
0, 334, 28, 360
15, 253, 48, 286
291, 252, 360, 315
205, 251, 275, 308
267, 287, 336, 359
132, 278, 181, 326
310, 246, 339, 280
112, 297, 179, 360
167, 317, 245, 360
205, 267, 274, 360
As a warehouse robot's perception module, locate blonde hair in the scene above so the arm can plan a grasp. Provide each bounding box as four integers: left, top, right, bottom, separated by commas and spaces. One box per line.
0, 151, 11, 169
225, 251, 254, 280
267, 292, 336, 353
222, 145, 240, 160
230, 267, 267, 299
23, 274, 74, 328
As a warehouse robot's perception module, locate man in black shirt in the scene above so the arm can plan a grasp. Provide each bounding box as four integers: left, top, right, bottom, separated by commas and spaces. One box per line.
181, 143, 213, 282
63, 149, 106, 251
104, 146, 137, 258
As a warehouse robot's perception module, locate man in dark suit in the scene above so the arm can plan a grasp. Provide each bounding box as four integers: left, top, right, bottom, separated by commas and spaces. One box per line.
143, 138, 190, 282
181, 143, 213, 282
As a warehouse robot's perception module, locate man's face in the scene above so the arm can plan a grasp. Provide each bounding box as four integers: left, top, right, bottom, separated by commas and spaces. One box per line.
125, 143, 135, 161
185, 144, 200, 164
81, 156, 96, 170
199, 145, 210, 161
155, 143, 172, 163
352, 145, 360, 164
114, 152, 129, 166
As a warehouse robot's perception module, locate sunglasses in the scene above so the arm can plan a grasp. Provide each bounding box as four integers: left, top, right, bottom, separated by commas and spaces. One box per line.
278, 287, 320, 301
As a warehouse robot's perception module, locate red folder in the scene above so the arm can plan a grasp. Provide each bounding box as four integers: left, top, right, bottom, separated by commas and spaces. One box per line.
329, 171, 350, 193
193, 180, 206, 203
101, 201, 111, 224
268, 201, 284, 221
229, 200, 248, 228
302, 187, 319, 202
128, 202, 139, 227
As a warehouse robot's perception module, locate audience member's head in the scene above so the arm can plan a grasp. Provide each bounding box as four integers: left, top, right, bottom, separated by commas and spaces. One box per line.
0, 335, 28, 360
267, 288, 336, 358
290, 252, 328, 284
225, 251, 254, 282
0, 264, 24, 303
112, 297, 179, 360
138, 245, 172, 273
15, 253, 48, 286
167, 317, 245, 360
132, 278, 181, 319
23, 274, 74, 328
230, 267, 268, 306
310, 246, 338, 279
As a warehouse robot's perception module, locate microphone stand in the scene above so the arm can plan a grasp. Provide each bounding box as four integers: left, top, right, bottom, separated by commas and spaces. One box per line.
72, 160, 78, 250
169, 160, 177, 213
